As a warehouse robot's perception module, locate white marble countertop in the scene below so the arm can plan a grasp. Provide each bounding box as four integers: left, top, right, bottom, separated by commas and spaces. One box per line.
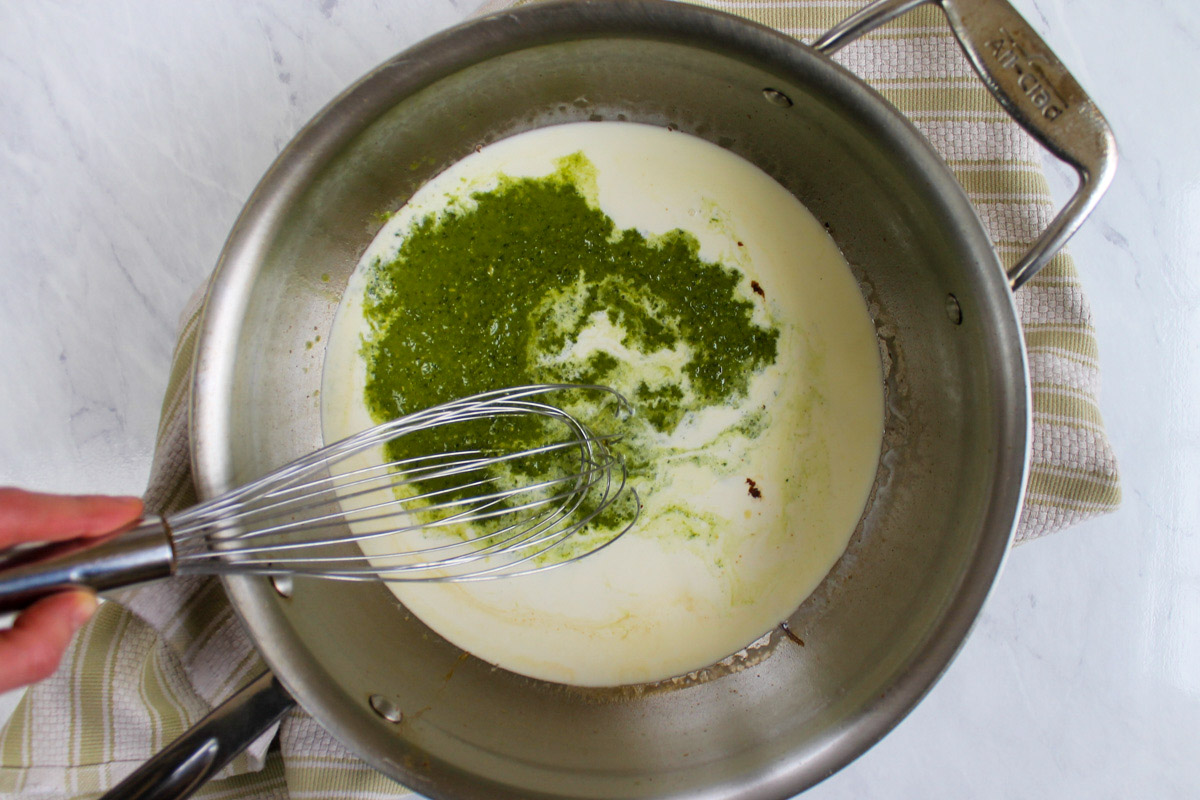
1, 0, 1196, 797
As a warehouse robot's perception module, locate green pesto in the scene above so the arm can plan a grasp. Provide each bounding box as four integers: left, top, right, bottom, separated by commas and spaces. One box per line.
359, 153, 779, 536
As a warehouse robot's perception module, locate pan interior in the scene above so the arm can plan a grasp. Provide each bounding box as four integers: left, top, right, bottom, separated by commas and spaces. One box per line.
196, 7, 1026, 799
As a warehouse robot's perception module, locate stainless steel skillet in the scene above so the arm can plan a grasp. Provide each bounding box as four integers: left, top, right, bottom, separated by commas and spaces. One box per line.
105, 0, 1115, 797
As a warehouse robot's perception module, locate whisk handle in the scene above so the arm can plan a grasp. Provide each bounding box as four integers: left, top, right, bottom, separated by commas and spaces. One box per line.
0, 518, 175, 613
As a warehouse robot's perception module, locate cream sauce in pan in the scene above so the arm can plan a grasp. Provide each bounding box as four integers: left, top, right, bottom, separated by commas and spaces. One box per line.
321, 122, 883, 686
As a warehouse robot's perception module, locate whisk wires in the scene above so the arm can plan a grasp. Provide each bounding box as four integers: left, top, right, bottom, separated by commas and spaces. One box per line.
167, 385, 639, 583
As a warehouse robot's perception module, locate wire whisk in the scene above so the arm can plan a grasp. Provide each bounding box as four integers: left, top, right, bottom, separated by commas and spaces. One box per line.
0, 385, 639, 612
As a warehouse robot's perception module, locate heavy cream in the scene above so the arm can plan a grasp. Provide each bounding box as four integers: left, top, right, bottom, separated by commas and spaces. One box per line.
321, 122, 883, 686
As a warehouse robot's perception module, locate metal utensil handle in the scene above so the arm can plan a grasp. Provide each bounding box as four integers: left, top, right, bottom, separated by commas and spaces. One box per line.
100, 671, 296, 800
0, 518, 175, 613
814, 0, 1117, 289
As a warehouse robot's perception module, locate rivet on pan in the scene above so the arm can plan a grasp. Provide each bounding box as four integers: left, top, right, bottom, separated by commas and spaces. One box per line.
762, 88, 793, 108
945, 294, 964, 325
271, 575, 294, 598
369, 694, 403, 724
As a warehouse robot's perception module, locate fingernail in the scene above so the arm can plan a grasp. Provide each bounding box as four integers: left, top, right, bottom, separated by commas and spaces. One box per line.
70, 593, 99, 631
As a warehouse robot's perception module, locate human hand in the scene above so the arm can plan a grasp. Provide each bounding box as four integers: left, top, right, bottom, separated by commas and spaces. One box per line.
0, 488, 143, 693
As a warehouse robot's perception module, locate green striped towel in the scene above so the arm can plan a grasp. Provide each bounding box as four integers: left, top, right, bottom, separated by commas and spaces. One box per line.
0, 1, 1120, 797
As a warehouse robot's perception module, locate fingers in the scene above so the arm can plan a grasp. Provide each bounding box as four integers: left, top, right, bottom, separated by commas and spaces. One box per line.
0, 591, 99, 693
0, 490, 138, 691
0, 488, 143, 549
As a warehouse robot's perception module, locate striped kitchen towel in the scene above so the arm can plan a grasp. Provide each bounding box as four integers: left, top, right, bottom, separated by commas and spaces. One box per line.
0, 1, 1120, 797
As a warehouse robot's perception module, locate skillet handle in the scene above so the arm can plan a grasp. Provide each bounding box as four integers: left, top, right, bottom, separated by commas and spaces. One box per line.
814, 0, 1116, 290
100, 671, 296, 800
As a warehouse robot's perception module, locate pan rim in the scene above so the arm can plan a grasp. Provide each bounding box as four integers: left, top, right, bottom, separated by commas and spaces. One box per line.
191, 1, 1030, 797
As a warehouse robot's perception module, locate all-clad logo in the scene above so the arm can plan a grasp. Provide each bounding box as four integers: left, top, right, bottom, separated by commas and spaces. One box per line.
986, 27, 1068, 121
